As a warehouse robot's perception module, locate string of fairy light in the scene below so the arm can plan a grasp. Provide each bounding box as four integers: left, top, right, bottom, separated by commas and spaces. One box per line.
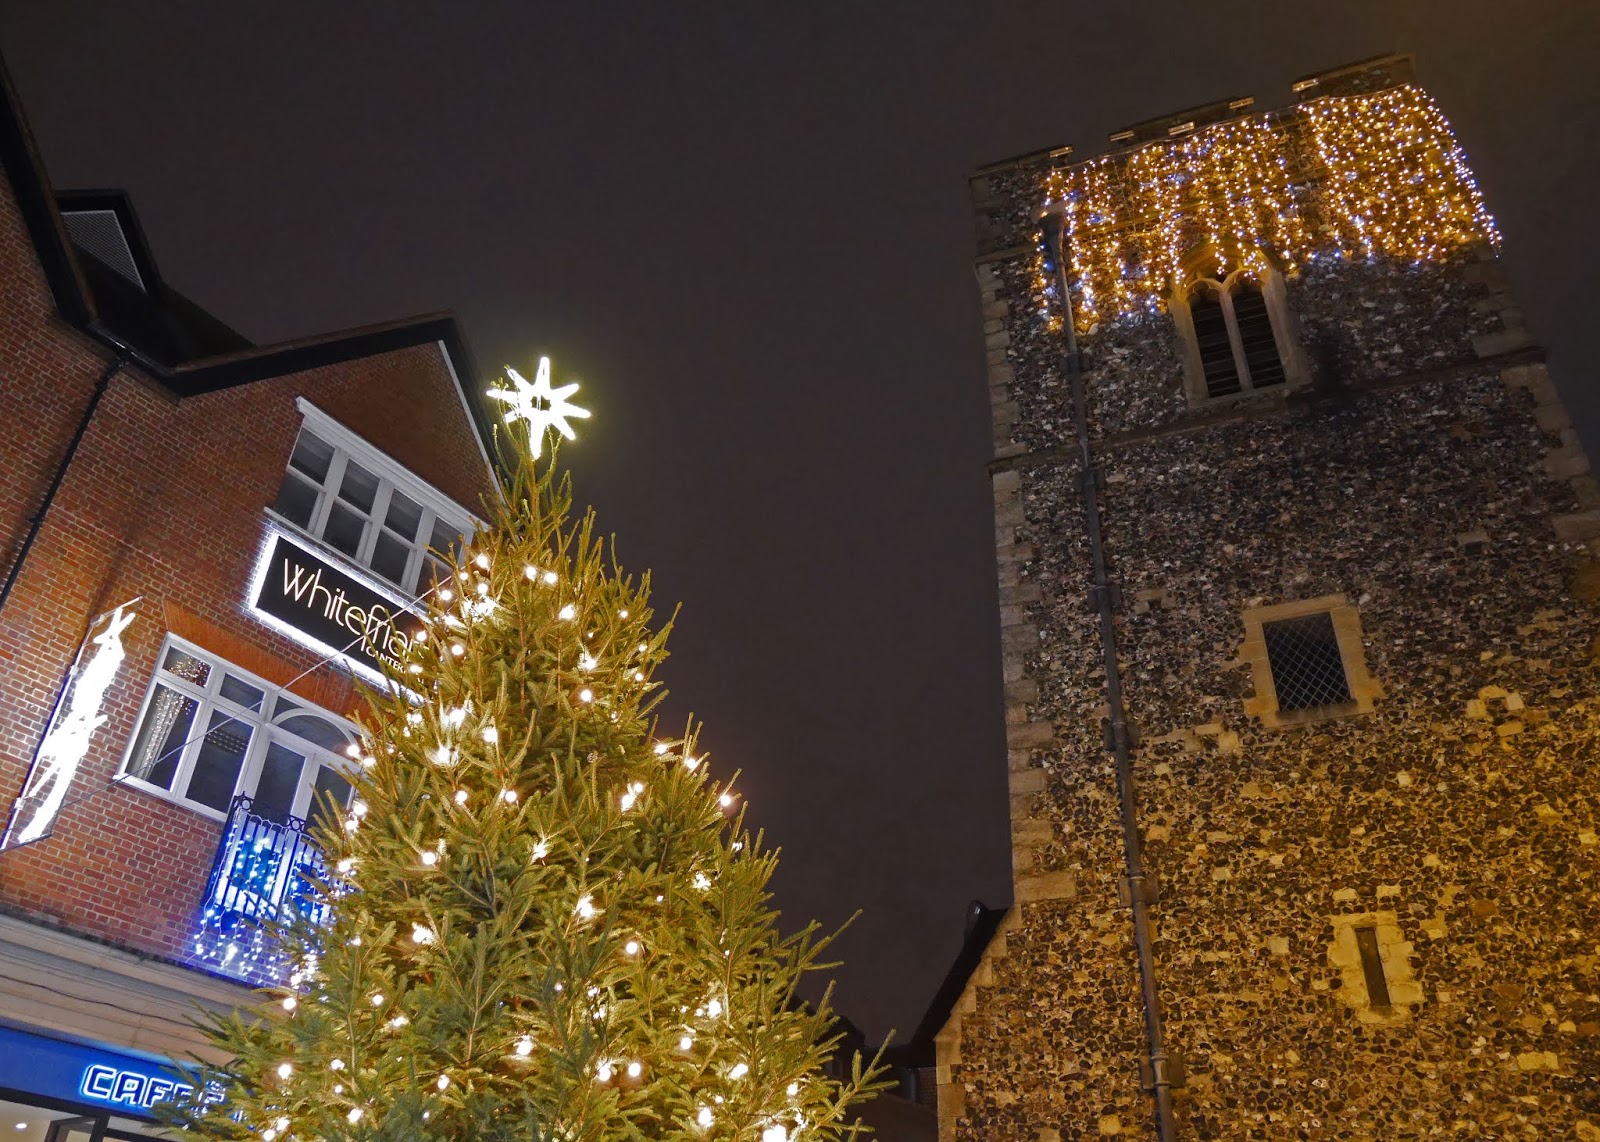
1036, 84, 1502, 331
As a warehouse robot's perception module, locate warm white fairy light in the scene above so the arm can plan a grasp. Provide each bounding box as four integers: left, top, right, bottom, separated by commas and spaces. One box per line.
684, 755, 701, 771
482, 725, 499, 744
532, 839, 549, 861
559, 604, 577, 621
347, 1108, 363, 1125
578, 688, 594, 703
370, 992, 385, 1006
486, 356, 592, 458
576, 894, 598, 920
412, 924, 435, 945
543, 570, 559, 586
1039, 83, 1500, 330
421, 849, 438, 867
697, 1107, 715, 1128
654, 742, 670, 756
282, 996, 297, 1012
430, 745, 456, 767
515, 1036, 533, 1056
579, 651, 598, 671
624, 938, 641, 955
719, 792, 734, 808
596, 1060, 614, 1082
436, 1074, 451, 1091
450, 643, 465, 657
762, 1126, 789, 1142
679, 1033, 694, 1050
330, 1059, 346, 1071
627, 1060, 643, 1078
454, 789, 469, 805
336, 857, 356, 874
502, 789, 519, 804
694, 872, 711, 891
276, 1063, 293, 1079
388, 1015, 409, 1029
729, 1062, 749, 1080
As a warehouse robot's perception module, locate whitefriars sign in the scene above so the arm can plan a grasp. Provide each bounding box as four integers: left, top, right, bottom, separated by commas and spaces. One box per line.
249, 530, 424, 683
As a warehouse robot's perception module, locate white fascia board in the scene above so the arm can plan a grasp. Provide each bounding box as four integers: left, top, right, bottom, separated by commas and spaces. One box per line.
435, 339, 507, 506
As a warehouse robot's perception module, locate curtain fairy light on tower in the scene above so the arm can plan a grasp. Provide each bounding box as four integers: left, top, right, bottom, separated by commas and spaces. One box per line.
1038, 84, 1500, 331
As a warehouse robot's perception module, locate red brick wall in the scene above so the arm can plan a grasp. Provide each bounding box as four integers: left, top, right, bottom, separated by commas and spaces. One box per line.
0, 160, 497, 966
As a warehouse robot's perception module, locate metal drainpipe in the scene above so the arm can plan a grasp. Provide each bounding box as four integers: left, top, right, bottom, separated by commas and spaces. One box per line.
0, 353, 127, 614
1041, 213, 1177, 1141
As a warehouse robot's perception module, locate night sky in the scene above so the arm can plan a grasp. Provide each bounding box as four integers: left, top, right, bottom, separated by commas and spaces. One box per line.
5, 3, 1594, 1042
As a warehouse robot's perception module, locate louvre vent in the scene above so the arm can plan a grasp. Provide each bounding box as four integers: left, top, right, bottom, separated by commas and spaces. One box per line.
62, 209, 146, 291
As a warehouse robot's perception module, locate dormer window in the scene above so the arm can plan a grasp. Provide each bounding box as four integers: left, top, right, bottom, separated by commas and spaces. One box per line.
1174, 264, 1306, 403
271, 401, 475, 594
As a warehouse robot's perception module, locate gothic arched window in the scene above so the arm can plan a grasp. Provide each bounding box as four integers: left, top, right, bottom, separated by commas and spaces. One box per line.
1178, 267, 1299, 402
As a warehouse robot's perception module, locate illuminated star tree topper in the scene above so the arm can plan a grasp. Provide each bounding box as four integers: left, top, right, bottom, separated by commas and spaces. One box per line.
486, 355, 591, 458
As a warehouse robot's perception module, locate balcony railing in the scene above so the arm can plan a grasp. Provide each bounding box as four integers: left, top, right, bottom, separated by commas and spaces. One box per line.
191, 794, 330, 984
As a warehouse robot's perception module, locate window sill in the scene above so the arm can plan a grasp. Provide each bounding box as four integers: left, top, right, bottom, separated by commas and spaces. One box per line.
1255, 700, 1372, 731
1185, 379, 1310, 412
112, 772, 228, 824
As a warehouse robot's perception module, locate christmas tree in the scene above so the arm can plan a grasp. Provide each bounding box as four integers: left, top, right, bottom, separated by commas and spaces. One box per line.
168, 360, 883, 1140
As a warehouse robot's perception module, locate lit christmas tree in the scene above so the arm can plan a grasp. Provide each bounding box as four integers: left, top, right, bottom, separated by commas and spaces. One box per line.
167, 360, 883, 1140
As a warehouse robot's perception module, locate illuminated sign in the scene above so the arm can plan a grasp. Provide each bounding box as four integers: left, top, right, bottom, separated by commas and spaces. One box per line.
0, 1024, 198, 1116
80, 1063, 194, 1108
247, 528, 424, 684
2, 601, 138, 850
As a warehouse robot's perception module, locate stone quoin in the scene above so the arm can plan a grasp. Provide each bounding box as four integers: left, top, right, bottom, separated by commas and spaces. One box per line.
939, 53, 1600, 1139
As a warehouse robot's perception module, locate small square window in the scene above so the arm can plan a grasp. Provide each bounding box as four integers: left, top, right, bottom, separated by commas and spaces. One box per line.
1262, 612, 1352, 711
1240, 595, 1381, 729
289, 432, 335, 481
273, 471, 319, 530
385, 489, 423, 541
338, 461, 380, 513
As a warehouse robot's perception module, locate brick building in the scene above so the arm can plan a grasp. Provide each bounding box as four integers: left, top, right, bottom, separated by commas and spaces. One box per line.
939, 55, 1600, 1138
0, 58, 500, 1136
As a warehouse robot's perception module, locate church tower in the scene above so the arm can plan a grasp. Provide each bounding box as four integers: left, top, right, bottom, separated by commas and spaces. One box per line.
941, 53, 1600, 1139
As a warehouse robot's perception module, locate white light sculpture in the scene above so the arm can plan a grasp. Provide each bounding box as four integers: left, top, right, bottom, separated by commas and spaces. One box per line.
486, 356, 591, 457
4, 602, 136, 847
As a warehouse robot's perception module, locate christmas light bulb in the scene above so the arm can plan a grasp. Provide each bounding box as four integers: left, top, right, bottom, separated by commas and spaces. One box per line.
481, 725, 499, 743
450, 643, 465, 657
524, 564, 538, 580
532, 839, 549, 861
347, 1108, 363, 1125
627, 1061, 642, 1078
762, 1127, 789, 1142
282, 997, 297, 1012
579, 651, 598, 671
654, 742, 670, 756
370, 993, 385, 1006
679, 1034, 694, 1050
474, 553, 490, 570
389, 1015, 409, 1029
596, 1060, 614, 1082
421, 850, 438, 867
436, 1074, 451, 1091
684, 755, 701, 771
719, 793, 734, 808
697, 1107, 714, 1128
276, 1063, 293, 1079
578, 688, 593, 703
407, 711, 424, 725
729, 1062, 749, 1080
502, 789, 518, 804
624, 939, 641, 955
412, 925, 435, 944
516, 1037, 533, 1056
330, 1059, 345, 1071
707, 997, 724, 1019
694, 872, 711, 891
344, 743, 361, 759
558, 603, 576, 621
454, 789, 469, 805
543, 570, 558, 586
439, 588, 454, 603
787, 1082, 799, 1097
576, 894, 597, 920
337, 858, 356, 874
619, 609, 630, 619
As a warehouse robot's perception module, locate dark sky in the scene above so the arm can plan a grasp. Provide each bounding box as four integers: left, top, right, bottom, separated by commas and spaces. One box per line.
5, 3, 1594, 1041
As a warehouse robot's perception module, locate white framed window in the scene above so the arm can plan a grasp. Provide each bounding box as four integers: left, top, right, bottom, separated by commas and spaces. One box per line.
271, 401, 477, 594
118, 637, 359, 825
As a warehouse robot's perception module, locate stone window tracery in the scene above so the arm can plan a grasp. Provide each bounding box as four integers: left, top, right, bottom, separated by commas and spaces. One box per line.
1172, 261, 1308, 404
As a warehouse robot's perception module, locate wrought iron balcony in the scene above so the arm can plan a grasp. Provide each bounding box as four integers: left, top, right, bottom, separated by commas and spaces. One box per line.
191, 794, 331, 984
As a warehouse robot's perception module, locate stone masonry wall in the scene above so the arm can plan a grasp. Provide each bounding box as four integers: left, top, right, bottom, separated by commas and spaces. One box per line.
941, 149, 1600, 1140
